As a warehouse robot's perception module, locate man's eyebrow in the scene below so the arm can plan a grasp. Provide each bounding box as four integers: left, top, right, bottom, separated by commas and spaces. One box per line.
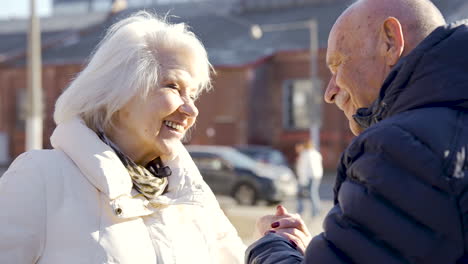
327, 53, 339, 65
326, 55, 337, 71
327, 53, 345, 71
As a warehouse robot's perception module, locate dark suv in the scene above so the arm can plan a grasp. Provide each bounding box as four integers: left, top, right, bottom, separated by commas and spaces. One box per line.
186, 145, 296, 205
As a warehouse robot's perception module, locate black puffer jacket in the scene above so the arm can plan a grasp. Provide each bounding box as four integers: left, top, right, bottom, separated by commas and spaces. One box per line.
246, 21, 468, 264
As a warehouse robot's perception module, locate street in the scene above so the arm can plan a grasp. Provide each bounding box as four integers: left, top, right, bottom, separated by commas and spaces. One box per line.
218, 172, 336, 245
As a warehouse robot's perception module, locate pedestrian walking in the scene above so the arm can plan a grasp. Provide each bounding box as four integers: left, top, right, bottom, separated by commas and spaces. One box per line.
296, 140, 323, 217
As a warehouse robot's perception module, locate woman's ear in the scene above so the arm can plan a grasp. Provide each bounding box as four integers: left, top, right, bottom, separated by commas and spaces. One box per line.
380, 17, 405, 66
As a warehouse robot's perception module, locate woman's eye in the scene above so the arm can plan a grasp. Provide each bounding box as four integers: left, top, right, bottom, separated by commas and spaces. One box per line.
166, 83, 179, 90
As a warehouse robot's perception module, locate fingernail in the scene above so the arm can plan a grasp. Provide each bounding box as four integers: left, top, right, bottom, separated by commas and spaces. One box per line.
276, 205, 282, 210
264, 230, 276, 235
271, 222, 280, 228
289, 240, 297, 248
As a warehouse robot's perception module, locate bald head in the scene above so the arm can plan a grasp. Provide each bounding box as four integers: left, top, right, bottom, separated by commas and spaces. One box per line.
344, 0, 446, 54
324, 0, 446, 135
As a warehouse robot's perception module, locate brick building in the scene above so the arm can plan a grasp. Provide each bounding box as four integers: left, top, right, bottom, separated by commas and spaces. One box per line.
0, 0, 468, 168
2, 0, 463, 169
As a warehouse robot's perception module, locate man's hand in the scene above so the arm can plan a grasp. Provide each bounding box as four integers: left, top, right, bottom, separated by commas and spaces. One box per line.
255, 205, 312, 254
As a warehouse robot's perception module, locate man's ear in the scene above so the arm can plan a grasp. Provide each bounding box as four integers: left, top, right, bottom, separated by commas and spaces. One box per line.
380, 17, 405, 66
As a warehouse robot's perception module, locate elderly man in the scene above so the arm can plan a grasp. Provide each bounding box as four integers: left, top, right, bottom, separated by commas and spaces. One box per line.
246, 0, 468, 263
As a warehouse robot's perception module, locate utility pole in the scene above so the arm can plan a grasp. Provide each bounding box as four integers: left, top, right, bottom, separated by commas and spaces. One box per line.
26, 0, 43, 150
88, 0, 94, 12
308, 20, 321, 151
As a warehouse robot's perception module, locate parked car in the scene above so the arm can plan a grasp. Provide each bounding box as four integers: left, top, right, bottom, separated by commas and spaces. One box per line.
235, 145, 297, 180
235, 145, 290, 168
186, 145, 297, 205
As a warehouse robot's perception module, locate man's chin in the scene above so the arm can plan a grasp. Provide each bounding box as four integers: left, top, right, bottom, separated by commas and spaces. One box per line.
349, 120, 364, 136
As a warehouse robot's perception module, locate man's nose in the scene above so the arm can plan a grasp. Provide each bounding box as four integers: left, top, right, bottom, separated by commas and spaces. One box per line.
324, 75, 339, 104
179, 99, 199, 118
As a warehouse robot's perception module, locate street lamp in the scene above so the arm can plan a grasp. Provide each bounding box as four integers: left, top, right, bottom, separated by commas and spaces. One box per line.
26, 0, 43, 150
250, 20, 322, 150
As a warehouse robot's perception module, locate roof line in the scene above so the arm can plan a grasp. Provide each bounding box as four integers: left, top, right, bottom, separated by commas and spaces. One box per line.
213, 48, 327, 69
0, 11, 117, 66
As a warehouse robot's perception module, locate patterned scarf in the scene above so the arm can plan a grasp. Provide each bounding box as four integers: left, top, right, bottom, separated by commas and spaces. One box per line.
98, 131, 171, 200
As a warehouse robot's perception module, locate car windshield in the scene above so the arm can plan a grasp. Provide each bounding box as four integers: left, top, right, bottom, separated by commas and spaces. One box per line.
267, 151, 288, 165
219, 149, 259, 169
239, 148, 288, 166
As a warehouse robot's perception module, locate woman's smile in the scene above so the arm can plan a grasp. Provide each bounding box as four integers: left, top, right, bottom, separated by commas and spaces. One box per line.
162, 120, 186, 138
163, 120, 184, 132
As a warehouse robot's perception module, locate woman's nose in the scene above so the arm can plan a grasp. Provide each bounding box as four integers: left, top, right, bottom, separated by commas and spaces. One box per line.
179, 99, 199, 118
324, 75, 339, 104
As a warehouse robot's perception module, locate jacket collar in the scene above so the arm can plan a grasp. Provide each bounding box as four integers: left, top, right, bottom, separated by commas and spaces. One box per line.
354, 20, 468, 130
50, 117, 207, 209
51, 117, 133, 200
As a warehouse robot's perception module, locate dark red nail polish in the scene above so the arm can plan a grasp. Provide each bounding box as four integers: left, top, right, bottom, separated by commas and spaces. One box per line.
264, 230, 276, 235
271, 222, 280, 228
290, 240, 297, 248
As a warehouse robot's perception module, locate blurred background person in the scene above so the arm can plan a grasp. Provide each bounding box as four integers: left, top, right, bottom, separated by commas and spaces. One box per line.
0, 12, 245, 264
296, 140, 323, 218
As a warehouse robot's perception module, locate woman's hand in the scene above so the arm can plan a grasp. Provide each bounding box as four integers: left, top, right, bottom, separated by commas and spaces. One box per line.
256, 205, 312, 255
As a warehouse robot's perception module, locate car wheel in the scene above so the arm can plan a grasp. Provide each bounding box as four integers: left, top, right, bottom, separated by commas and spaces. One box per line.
233, 183, 257, 205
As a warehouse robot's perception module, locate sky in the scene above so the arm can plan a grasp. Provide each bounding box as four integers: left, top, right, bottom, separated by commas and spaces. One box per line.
0, 0, 52, 19
0, 0, 186, 19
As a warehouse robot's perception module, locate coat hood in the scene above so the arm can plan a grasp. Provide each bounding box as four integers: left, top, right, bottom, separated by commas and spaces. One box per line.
354, 20, 468, 129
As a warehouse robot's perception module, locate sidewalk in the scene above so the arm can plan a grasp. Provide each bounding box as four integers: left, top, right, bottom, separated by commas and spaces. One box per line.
221, 171, 336, 245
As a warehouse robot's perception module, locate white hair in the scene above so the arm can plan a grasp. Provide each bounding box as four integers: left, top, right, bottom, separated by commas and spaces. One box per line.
54, 11, 213, 131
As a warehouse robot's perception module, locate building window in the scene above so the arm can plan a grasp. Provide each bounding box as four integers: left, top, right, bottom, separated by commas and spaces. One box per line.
283, 79, 322, 130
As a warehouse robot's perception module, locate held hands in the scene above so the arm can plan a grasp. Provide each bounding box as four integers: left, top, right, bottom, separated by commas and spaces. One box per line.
255, 205, 312, 255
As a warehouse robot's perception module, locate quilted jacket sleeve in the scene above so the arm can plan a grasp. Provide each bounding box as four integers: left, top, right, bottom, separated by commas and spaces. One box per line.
0, 151, 46, 263
246, 233, 304, 264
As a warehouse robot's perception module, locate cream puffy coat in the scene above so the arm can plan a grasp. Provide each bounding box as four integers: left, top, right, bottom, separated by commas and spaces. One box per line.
0, 118, 245, 264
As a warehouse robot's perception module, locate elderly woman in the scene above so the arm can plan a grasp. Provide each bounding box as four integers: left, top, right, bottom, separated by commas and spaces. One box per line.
0, 12, 245, 263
